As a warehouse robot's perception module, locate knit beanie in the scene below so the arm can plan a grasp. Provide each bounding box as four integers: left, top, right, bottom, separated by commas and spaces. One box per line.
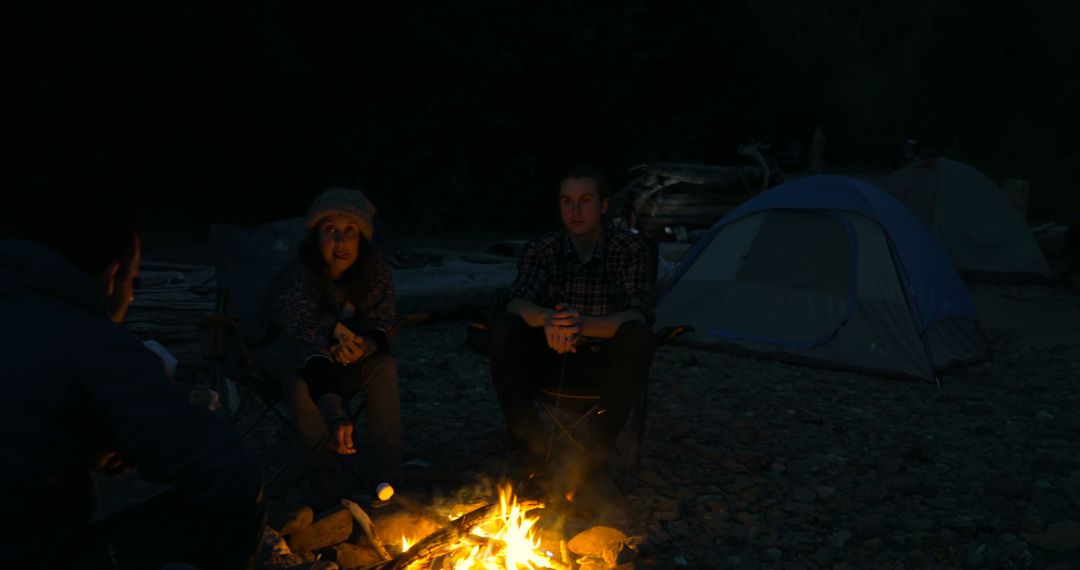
304, 187, 376, 240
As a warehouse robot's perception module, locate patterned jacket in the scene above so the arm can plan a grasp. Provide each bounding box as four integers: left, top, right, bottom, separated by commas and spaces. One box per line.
265, 247, 397, 366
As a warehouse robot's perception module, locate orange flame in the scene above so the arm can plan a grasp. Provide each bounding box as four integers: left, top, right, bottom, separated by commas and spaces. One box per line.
438, 484, 559, 570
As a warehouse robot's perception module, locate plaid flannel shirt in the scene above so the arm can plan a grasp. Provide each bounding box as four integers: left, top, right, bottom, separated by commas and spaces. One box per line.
508, 228, 656, 325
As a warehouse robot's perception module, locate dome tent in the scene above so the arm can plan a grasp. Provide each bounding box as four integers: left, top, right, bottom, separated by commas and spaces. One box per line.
879, 158, 1050, 280
656, 175, 989, 382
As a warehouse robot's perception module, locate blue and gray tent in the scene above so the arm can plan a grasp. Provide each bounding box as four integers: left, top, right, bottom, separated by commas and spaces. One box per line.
655, 175, 989, 382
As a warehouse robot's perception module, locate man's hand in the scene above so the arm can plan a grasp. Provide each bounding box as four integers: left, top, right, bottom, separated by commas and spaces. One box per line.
98, 451, 131, 477
329, 419, 357, 454
544, 303, 581, 354
330, 336, 373, 366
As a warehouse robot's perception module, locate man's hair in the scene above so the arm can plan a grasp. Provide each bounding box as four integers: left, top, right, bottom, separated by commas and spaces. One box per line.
561, 164, 610, 200
12, 189, 145, 279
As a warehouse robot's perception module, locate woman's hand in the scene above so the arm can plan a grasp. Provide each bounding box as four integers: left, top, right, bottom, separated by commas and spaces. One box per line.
330, 336, 372, 366
329, 419, 357, 454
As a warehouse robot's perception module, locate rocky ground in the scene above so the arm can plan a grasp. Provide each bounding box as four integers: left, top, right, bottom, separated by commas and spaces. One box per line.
97, 239, 1080, 569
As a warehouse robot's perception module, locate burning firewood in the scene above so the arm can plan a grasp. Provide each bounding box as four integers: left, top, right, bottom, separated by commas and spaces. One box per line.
372, 493, 566, 570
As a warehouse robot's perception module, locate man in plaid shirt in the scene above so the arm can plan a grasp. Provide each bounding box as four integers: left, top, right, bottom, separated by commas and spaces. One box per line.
489, 165, 656, 479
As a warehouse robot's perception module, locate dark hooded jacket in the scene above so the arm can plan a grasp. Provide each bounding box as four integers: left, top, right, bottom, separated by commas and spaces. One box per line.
0, 239, 263, 561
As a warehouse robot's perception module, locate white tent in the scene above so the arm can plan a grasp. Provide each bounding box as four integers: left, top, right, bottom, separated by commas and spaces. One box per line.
879, 158, 1049, 279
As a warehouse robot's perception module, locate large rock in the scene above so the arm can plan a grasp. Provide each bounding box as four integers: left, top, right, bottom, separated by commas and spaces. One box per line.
369, 509, 441, 548
288, 509, 354, 553
791, 487, 816, 503
852, 513, 885, 537
274, 506, 315, 536
329, 543, 384, 569
569, 526, 629, 567
1022, 520, 1080, 552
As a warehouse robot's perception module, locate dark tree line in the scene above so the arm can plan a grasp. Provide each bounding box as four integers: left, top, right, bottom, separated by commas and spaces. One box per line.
5, 1, 1078, 236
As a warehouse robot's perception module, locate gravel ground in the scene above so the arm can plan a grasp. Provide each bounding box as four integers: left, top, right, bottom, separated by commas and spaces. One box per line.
256, 284, 1079, 569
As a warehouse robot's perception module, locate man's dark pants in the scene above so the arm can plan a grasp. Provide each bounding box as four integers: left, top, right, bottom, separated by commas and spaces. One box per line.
50, 487, 266, 570
488, 313, 653, 464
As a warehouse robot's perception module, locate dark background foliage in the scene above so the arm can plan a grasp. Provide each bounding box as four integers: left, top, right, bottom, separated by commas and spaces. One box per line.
5, 1, 1079, 237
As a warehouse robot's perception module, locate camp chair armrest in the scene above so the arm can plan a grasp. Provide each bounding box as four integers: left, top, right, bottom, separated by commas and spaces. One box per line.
654, 324, 694, 347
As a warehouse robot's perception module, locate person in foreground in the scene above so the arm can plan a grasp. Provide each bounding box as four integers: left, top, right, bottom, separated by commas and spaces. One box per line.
0, 194, 265, 569
489, 165, 657, 485
258, 187, 403, 504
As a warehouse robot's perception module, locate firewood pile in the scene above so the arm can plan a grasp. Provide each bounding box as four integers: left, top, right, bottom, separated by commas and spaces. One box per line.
258, 486, 639, 570
126, 261, 217, 368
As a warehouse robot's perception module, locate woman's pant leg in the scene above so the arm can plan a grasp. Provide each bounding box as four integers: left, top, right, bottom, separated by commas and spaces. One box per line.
342, 354, 403, 483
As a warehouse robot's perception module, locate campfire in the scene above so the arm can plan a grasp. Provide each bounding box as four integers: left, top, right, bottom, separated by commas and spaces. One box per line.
389, 484, 563, 570
263, 483, 634, 570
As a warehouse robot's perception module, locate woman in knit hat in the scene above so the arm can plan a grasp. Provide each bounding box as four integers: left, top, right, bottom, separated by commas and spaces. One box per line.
259, 187, 402, 503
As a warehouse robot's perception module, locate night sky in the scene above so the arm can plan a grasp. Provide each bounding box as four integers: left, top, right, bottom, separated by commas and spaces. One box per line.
5, 1, 1079, 236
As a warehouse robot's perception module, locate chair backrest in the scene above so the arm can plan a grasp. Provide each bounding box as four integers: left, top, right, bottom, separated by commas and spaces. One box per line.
209, 219, 306, 342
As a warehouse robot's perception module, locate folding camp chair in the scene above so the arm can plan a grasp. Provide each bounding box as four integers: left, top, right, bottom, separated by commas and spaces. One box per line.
200, 220, 370, 486
535, 324, 693, 471
200, 221, 305, 433
467, 311, 692, 471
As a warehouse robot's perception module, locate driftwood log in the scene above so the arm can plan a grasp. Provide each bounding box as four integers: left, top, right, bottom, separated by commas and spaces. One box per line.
341, 499, 394, 562
616, 160, 772, 241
